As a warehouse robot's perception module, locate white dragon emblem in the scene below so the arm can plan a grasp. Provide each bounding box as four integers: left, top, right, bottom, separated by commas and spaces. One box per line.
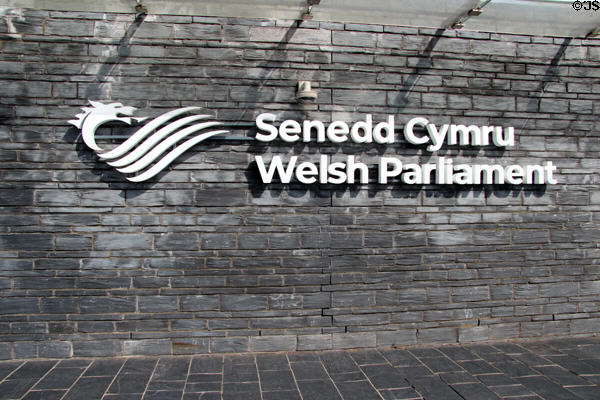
69, 101, 228, 182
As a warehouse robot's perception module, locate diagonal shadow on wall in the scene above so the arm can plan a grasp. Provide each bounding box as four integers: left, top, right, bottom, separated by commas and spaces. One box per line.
64, 12, 151, 192
85, 12, 147, 99
523, 37, 572, 119
236, 22, 301, 123
391, 28, 447, 110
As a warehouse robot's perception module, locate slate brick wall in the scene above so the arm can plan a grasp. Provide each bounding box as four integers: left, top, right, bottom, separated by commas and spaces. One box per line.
0, 8, 599, 359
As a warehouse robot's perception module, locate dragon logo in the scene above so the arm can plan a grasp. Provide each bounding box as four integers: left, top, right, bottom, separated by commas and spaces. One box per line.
69, 101, 228, 182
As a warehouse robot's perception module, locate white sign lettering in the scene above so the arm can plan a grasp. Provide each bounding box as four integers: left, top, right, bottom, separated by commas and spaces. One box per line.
255, 114, 557, 185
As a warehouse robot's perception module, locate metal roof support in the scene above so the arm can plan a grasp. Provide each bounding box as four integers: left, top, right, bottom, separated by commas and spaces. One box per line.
586, 26, 600, 38
451, 0, 493, 29
302, 0, 321, 20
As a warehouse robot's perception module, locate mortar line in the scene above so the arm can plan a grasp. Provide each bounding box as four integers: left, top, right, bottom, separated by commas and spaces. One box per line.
140, 357, 160, 399
18, 359, 60, 400
349, 351, 385, 400
285, 352, 305, 400
59, 357, 107, 400
181, 355, 193, 400
253, 354, 264, 400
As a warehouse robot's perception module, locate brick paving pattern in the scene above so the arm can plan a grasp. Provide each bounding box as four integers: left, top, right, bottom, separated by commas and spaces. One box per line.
1, 338, 600, 399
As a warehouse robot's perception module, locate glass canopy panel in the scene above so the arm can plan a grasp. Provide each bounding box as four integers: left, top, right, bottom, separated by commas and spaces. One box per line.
463, 0, 600, 37
313, 0, 479, 29
4, 0, 600, 37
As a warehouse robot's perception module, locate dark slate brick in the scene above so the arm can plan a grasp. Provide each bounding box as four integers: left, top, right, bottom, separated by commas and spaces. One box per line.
155, 233, 199, 251
181, 295, 219, 311
80, 297, 136, 313
95, 234, 153, 250
196, 189, 246, 206
41, 298, 79, 314
332, 31, 376, 47
211, 337, 249, 353
221, 295, 267, 311
0, 298, 40, 314
201, 233, 236, 250
0, 189, 33, 206
138, 296, 178, 313
0, 234, 53, 251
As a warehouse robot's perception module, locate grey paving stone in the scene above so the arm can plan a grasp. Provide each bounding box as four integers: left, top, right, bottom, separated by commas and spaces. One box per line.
21, 391, 66, 400
63, 377, 113, 400
152, 358, 190, 380
329, 371, 368, 383
262, 390, 302, 400
144, 391, 183, 400
360, 365, 409, 389
190, 357, 223, 374
287, 353, 321, 362
0, 379, 39, 400
459, 360, 500, 375
489, 384, 536, 397
0, 362, 23, 380
511, 352, 553, 367
297, 380, 342, 400
440, 346, 480, 361
395, 366, 433, 379
108, 373, 151, 394
102, 395, 142, 400
534, 365, 591, 386
222, 392, 261, 400
185, 382, 221, 392
34, 367, 85, 390
492, 361, 539, 378
256, 354, 289, 371
223, 363, 258, 382
335, 380, 381, 400
349, 350, 388, 365
146, 380, 185, 391
406, 376, 463, 400
565, 385, 600, 400
9, 361, 56, 380
547, 355, 599, 375
259, 370, 296, 391
84, 360, 124, 377
450, 382, 501, 400
119, 359, 157, 374
320, 352, 360, 374
222, 381, 260, 394
378, 387, 422, 399
183, 393, 220, 400
517, 375, 580, 400
475, 373, 518, 386
290, 361, 330, 380
419, 357, 462, 373
439, 371, 478, 384
380, 350, 423, 367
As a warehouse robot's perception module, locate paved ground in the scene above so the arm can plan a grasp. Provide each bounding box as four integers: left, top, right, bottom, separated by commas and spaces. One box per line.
1, 338, 600, 400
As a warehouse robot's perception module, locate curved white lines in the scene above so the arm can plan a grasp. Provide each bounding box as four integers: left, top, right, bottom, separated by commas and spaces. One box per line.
117, 121, 222, 174
106, 115, 211, 168
126, 130, 228, 182
73, 102, 229, 182
98, 106, 201, 160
